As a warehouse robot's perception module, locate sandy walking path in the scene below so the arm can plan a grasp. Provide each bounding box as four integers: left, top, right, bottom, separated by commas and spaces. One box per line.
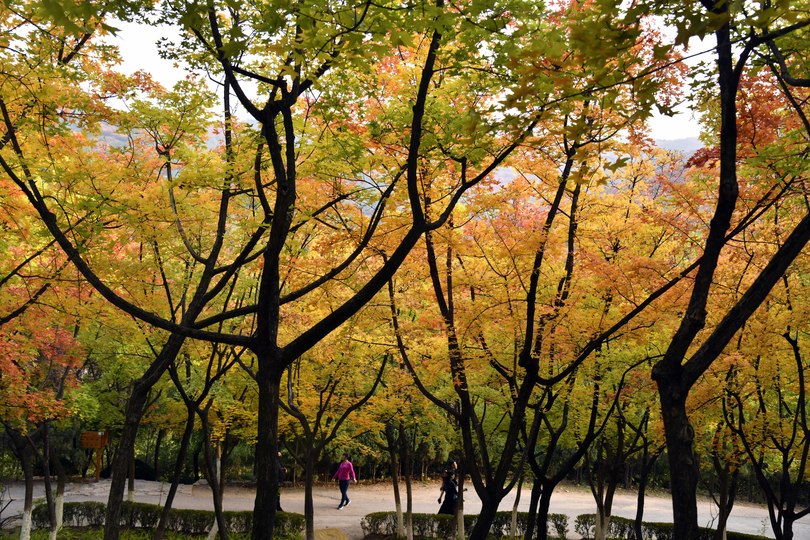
3, 479, 806, 539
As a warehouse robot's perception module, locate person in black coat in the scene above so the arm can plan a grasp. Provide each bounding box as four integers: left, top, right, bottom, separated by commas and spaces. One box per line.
437, 461, 458, 515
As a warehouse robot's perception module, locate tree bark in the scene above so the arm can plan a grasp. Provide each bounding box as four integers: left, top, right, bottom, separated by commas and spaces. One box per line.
105, 333, 189, 540
7, 430, 35, 540
534, 485, 553, 540
154, 408, 195, 540
200, 416, 228, 540
50, 447, 67, 539
399, 425, 415, 540
304, 455, 315, 540
633, 450, 659, 540
657, 376, 699, 539
251, 360, 283, 540
153, 429, 164, 480
524, 480, 541, 540
385, 425, 405, 539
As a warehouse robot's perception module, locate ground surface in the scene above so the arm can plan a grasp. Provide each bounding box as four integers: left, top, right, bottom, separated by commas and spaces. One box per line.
3, 479, 808, 539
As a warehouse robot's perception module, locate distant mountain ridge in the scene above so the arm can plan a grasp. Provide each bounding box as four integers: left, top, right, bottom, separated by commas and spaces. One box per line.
656, 137, 702, 152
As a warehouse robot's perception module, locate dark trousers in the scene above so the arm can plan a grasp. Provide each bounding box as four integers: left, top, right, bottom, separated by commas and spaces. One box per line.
339, 480, 351, 506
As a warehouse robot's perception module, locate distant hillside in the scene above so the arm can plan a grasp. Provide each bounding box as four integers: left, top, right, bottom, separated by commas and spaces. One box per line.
656, 137, 702, 152
99, 123, 129, 147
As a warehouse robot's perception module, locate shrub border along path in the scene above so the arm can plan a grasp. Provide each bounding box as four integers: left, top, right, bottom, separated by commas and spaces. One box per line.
4, 480, 805, 539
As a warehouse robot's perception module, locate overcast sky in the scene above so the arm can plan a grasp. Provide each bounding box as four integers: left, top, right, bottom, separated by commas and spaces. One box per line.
110, 21, 703, 141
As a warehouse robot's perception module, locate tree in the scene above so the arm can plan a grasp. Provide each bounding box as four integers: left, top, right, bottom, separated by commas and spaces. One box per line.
719, 244, 810, 540
279, 341, 387, 540
645, 2, 810, 536
0, 315, 83, 540
383, 2, 684, 535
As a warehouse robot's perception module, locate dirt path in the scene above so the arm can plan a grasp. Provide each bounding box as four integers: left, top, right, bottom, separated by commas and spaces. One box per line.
3, 479, 805, 539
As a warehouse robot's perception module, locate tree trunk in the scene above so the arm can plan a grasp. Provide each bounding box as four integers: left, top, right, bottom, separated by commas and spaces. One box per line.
153, 429, 164, 479
510, 474, 523, 539
524, 480, 541, 540
251, 361, 282, 540
400, 427, 414, 540
658, 380, 699, 539
40, 423, 57, 538
633, 452, 658, 540
385, 426, 405, 538
304, 455, 315, 540
455, 465, 465, 540
712, 462, 737, 540
104, 382, 153, 539
201, 420, 228, 540
155, 408, 195, 540
470, 498, 498, 540
50, 448, 67, 539
595, 514, 610, 540
104, 333, 190, 540
13, 432, 35, 540
534, 486, 553, 540
781, 515, 794, 540
128, 450, 135, 502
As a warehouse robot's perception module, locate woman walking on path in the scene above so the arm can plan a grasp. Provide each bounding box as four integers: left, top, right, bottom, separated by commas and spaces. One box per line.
333, 453, 357, 509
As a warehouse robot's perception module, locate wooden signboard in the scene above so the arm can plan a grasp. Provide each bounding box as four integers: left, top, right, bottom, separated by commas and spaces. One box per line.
80, 431, 109, 481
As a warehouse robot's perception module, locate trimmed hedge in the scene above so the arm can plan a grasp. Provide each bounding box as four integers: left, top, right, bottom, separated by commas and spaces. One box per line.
31, 502, 771, 540
32, 500, 304, 537
31, 501, 107, 528
571, 514, 769, 540
361, 511, 770, 540
361, 510, 567, 538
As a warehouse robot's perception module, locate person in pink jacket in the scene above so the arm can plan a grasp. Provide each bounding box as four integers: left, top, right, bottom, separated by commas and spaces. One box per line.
332, 453, 357, 509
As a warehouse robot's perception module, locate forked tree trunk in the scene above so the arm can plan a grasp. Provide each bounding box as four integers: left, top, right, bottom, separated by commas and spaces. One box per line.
201, 418, 227, 540
534, 486, 553, 540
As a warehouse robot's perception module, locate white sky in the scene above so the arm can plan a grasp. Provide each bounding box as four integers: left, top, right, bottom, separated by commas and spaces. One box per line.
110, 22, 702, 140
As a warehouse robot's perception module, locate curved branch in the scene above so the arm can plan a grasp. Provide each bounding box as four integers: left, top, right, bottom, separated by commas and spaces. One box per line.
385, 274, 458, 419
281, 172, 401, 305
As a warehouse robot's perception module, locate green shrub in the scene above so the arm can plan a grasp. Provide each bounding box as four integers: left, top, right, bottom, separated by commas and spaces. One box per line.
607, 515, 634, 538
575, 513, 595, 538
273, 511, 305, 538
361, 511, 568, 539
361, 511, 398, 536
32, 501, 107, 529
548, 513, 569, 540
489, 510, 527, 537
31, 500, 304, 538
165, 508, 212, 534
224, 510, 253, 534
725, 532, 770, 540
572, 516, 769, 540
120, 501, 161, 529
